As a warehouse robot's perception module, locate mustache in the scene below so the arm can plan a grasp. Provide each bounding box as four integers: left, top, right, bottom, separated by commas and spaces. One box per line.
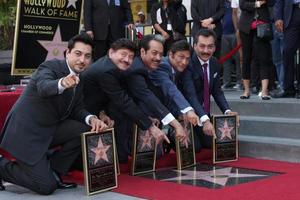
200, 53, 211, 56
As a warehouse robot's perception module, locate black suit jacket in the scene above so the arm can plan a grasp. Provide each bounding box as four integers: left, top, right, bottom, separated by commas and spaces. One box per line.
274, 0, 294, 29
124, 57, 170, 120
191, 0, 225, 38
239, 0, 272, 34
82, 56, 152, 130
84, 0, 133, 41
0, 59, 89, 165
182, 53, 230, 118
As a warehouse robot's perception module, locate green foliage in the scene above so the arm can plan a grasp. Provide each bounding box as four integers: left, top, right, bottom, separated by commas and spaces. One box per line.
0, 0, 17, 50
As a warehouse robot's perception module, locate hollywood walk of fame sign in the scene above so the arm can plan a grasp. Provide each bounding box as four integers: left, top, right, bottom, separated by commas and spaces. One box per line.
174, 121, 196, 170
81, 129, 117, 196
131, 124, 157, 175
12, 0, 83, 75
212, 115, 238, 164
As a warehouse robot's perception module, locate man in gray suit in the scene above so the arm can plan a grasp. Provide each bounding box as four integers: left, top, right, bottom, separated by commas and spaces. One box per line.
0, 33, 107, 194
84, 0, 134, 59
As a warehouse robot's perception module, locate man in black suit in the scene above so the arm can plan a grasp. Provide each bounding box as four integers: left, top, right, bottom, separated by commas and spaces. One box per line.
124, 35, 189, 150
0, 33, 108, 194
82, 38, 170, 163
84, 0, 134, 60
272, 0, 300, 98
191, 0, 225, 57
182, 29, 239, 150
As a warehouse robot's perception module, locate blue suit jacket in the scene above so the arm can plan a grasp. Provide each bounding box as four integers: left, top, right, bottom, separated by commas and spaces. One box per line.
149, 57, 191, 117
125, 57, 170, 120
182, 53, 229, 118
274, 0, 294, 28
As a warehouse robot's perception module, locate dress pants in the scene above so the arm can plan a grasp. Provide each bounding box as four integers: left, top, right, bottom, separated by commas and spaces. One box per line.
221, 33, 241, 86
0, 120, 90, 195
107, 105, 133, 163
282, 7, 300, 91
94, 25, 115, 60
193, 125, 212, 153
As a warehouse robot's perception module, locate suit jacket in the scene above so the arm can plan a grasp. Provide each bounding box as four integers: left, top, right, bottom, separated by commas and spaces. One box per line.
0, 59, 89, 165
151, 2, 187, 36
191, 0, 225, 38
81, 56, 152, 130
274, 0, 294, 28
149, 57, 191, 117
239, 0, 272, 34
124, 57, 170, 120
182, 53, 230, 118
84, 0, 133, 41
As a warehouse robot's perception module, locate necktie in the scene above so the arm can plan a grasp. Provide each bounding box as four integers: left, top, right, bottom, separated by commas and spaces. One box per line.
202, 63, 210, 114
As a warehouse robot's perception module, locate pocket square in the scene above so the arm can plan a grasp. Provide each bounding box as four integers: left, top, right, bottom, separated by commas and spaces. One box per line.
213, 72, 218, 78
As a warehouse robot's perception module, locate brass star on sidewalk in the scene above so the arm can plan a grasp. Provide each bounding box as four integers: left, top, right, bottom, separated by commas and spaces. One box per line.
163, 167, 267, 186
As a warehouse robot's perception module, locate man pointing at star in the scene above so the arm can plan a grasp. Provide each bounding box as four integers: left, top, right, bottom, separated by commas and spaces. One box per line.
0, 33, 108, 195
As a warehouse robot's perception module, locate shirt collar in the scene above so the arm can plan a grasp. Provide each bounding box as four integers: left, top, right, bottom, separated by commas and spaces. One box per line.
66, 59, 77, 75
197, 57, 210, 67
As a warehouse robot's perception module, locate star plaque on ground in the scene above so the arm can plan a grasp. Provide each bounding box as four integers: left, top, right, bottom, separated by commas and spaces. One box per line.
37, 25, 68, 62
81, 129, 117, 195
213, 115, 238, 163
131, 124, 157, 175
173, 120, 196, 170
139, 164, 280, 189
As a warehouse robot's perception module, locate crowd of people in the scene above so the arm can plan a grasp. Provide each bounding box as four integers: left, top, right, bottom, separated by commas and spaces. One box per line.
0, 0, 299, 196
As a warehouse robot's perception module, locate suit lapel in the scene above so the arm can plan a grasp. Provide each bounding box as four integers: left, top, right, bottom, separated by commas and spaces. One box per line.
61, 60, 71, 77
166, 58, 175, 82
192, 53, 204, 79
209, 58, 215, 90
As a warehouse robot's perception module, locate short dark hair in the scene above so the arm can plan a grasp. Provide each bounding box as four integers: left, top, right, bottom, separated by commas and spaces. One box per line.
110, 38, 137, 54
139, 34, 165, 52
169, 40, 191, 55
193, 29, 217, 45
68, 32, 94, 50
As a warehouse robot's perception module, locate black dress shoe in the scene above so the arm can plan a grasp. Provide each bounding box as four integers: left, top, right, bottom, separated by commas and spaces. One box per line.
271, 89, 295, 98
0, 177, 5, 191
0, 156, 5, 191
53, 171, 77, 189
240, 94, 250, 99
261, 95, 271, 100
296, 91, 300, 99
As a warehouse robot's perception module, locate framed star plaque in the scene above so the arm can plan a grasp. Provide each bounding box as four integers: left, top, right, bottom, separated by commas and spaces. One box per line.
81, 129, 117, 196
212, 115, 238, 164
131, 124, 157, 175
175, 121, 196, 170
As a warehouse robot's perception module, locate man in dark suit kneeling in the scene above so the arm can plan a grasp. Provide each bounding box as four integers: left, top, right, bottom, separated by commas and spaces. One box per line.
82, 38, 170, 163
0, 33, 108, 195
148, 40, 200, 152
